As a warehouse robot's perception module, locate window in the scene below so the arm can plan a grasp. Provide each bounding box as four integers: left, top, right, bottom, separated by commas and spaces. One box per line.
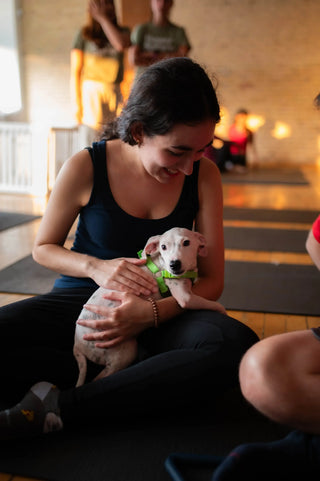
0, 0, 22, 115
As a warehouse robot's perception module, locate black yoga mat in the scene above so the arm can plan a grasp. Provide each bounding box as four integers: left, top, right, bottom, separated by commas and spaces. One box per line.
0, 389, 289, 481
0, 211, 41, 232
0, 257, 319, 316
221, 168, 309, 185
223, 206, 319, 224
224, 226, 309, 252
220, 261, 320, 316
0, 255, 58, 294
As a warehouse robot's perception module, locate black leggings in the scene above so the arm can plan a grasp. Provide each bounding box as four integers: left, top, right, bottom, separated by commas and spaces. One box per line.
0, 288, 259, 422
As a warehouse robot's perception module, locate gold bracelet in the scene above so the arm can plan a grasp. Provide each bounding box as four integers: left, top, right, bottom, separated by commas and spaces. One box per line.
147, 296, 159, 328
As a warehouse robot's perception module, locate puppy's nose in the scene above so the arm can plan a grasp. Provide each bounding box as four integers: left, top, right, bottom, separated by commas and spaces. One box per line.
170, 259, 182, 273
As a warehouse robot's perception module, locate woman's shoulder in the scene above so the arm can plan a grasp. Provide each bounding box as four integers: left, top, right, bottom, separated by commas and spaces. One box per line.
50, 148, 95, 208
59, 148, 94, 182
199, 155, 221, 178
87, 139, 107, 157
197, 157, 222, 200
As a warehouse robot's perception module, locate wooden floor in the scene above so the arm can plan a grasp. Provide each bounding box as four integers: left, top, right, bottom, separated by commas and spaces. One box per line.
0, 163, 320, 481
223, 163, 320, 336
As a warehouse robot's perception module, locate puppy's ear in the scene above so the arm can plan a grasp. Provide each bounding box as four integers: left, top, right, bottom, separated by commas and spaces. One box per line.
195, 232, 208, 257
143, 235, 161, 256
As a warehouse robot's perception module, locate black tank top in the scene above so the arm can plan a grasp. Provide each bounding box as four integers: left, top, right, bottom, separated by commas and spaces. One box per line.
54, 140, 199, 288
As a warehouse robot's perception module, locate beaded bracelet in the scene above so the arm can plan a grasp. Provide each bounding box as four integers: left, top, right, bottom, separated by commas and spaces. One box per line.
147, 296, 159, 328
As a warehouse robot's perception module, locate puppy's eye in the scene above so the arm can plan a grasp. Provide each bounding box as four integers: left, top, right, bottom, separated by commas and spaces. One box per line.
161, 244, 167, 250
183, 240, 190, 247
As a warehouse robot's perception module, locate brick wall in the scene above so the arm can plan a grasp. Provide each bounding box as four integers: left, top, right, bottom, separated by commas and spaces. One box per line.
12, 0, 320, 164
17, 0, 87, 127
171, 0, 320, 164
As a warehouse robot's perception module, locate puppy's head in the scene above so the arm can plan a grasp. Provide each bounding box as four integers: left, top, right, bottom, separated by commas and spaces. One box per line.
143, 227, 207, 275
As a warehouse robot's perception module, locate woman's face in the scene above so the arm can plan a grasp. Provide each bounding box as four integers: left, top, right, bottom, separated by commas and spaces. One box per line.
235, 112, 248, 128
138, 119, 215, 183
151, 0, 173, 17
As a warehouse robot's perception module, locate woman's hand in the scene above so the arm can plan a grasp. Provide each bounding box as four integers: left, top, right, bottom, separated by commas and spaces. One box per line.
90, 257, 158, 297
89, 0, 115, 23
77, 291, 154, 348
87, 0, 131, 51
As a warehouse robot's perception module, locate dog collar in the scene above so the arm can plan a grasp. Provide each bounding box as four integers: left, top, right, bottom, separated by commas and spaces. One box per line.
137, 250, 198, 297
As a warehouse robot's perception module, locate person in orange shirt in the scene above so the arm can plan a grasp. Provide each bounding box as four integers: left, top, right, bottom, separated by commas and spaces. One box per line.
70, 0, 130, 143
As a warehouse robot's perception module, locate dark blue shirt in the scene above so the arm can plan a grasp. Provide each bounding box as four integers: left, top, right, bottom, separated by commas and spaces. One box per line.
54, 140, 199, 289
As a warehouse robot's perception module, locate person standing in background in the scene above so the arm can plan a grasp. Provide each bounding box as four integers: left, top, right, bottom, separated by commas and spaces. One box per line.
129, 0, 190, 78
70, 0, 130, 144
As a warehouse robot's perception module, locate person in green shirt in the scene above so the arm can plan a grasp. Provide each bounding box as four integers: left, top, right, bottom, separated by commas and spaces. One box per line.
129, 0, 191, 78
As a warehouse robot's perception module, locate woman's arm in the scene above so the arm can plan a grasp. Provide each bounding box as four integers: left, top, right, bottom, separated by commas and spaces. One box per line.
70, 49, 84, 125
129, 44, 189, 68
152, 44, 190, 62
33, 149, 157, 297
128, 44, 156, 68
194, 156, 225, 300
33, 150, 94, 276
89, 0, 130, 52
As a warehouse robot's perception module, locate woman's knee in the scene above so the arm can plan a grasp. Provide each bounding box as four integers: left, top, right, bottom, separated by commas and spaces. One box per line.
173, 311, 259, 363
239, 342, 266, 404
175, 312, 225, 351
242, 331, 320, 430
239, 333, 302, 413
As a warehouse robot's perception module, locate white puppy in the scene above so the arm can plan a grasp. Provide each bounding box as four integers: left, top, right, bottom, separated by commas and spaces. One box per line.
74, 227, 225, 386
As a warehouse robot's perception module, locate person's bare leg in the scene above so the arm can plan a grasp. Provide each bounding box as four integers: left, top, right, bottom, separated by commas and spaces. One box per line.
212, 329, 320, 480
240, 329, 320, 434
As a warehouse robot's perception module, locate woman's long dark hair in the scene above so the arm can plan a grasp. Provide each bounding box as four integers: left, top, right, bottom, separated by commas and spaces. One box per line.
101, 57, 221, 143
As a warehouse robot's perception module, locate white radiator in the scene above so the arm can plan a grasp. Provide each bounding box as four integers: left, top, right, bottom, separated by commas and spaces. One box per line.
47, 127, 81, 191
0, 123, 82, 195
0, 122, 33, 193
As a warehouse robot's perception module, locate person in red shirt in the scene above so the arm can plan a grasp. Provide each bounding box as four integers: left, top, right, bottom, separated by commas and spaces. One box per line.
225, 109, 256, 173
211, 219, 320, 478
167, 96, 320, 481
210, 90, 320, 481
307, 214, 320, 270
207, 109, 258, 173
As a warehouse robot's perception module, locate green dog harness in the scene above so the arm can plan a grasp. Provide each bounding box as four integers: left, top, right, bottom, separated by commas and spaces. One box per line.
137, 250, 198, 297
